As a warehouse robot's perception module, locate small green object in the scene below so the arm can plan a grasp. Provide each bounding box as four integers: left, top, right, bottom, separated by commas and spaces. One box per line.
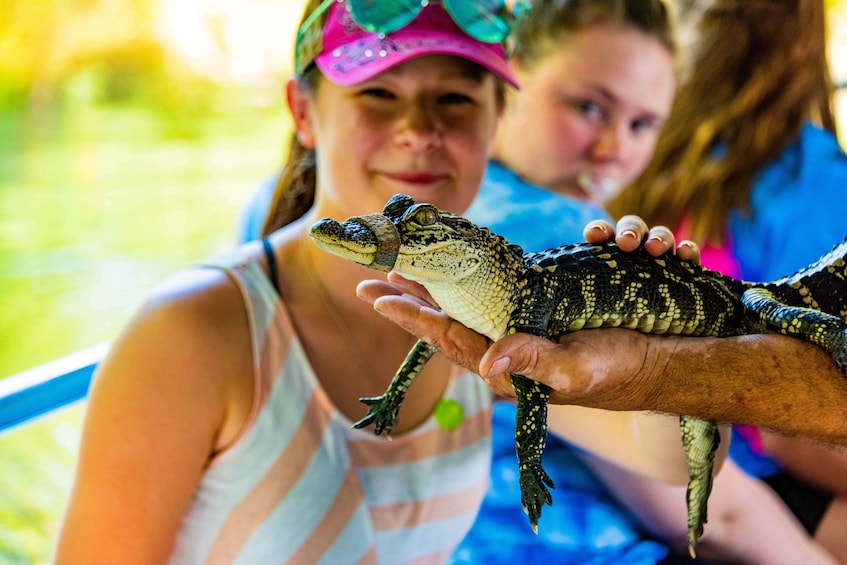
434, 399, 464, 431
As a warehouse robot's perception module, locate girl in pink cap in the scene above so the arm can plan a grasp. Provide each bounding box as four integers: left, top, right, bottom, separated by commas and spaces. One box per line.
56, 1, 520, 563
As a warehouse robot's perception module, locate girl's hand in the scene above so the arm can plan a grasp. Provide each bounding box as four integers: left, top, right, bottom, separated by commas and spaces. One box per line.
583, 215, 700, 262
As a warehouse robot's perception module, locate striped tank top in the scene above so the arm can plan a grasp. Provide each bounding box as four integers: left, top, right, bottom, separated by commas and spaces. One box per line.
168, 249, 493, 564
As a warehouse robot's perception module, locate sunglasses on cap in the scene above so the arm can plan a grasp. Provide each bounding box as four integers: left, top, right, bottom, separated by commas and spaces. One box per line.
295, 0, 527, 74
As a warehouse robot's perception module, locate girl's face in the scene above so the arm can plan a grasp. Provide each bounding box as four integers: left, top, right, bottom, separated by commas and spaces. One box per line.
292, 55, 503, 218
497, 24, 676, 203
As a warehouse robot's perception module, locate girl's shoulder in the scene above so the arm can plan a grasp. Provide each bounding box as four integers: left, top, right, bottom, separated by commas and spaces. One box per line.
141, 245, 262, 334
102, 248, 263, 450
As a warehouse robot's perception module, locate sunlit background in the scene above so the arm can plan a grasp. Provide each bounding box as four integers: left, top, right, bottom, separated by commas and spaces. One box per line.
0, 1, 306, 562
0, 0, 846, 562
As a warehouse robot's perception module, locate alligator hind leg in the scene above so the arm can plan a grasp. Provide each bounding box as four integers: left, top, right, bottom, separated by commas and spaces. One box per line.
680, 415, 720, 558
741, 288, 847, 376
352, 340, 437, 437
511, 373, 555, 533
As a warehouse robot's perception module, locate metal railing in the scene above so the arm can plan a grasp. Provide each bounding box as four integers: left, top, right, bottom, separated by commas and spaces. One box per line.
0, 343, 108, 434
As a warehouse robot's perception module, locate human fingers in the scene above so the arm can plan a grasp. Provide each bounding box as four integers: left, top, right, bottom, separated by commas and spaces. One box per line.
585, 217, 701, 265
356, 279, 402, 305
676, 240, 701, 264
583, 219, 616, 243
370, 294, 489, 374
643, 224, 675, 257
357, 279, 432, 308
480, 329, 652, 408
614, 215, 650, 252
386, 272, 438, 305
479, 333, 599, 403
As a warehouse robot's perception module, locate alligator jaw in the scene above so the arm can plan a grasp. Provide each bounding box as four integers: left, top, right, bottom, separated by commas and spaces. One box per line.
309, 214, 400, 272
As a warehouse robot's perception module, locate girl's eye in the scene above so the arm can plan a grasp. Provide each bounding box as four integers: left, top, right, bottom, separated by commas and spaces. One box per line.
360, 88, 396, 100
575, 100, 603, 119
631, 117, 657, 134
439, 92, 474, 105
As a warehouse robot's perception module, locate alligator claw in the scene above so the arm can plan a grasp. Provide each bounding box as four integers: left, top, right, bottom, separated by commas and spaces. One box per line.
519, 462, 555, 532
352, 395, 400, 436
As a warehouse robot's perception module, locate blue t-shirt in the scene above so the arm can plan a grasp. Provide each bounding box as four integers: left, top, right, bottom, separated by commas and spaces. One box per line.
726, 123, 847, 478
237, 174, 278, 243
729, 123, 847, 282
463, 160, 610, 253
453, 161, 668, 565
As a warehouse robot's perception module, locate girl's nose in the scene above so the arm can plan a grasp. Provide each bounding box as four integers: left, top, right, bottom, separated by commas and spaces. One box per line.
395, 102, 442, 152
589, 122, 625, 162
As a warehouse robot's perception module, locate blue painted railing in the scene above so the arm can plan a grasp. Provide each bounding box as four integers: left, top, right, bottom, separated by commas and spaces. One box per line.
0, 343, 108, 434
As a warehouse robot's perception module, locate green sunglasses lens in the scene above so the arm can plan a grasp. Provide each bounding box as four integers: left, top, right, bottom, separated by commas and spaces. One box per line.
348, 0, 424, 34
348, 0, 511, 43
444, 0, 510, 43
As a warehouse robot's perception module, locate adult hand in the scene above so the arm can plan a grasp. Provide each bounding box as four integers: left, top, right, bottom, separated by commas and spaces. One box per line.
357, 216, 701, 400
358, 278, 659, 406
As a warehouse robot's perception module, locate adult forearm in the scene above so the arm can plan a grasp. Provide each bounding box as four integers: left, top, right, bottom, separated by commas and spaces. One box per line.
644, 333, 847, 446
481, 329, 847, 447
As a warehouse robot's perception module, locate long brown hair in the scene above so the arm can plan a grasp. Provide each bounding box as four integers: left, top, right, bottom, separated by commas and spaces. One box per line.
609, 0, 837, 243
259, 0, 325, 236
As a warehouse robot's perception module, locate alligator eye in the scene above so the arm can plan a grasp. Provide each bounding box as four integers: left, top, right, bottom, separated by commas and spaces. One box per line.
413, 206, 438, 226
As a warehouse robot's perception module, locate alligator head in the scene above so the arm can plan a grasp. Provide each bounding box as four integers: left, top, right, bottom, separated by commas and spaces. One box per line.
309, 194, 525, 339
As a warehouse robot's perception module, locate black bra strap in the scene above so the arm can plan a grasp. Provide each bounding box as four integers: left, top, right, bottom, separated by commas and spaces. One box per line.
261, 238, 281, 295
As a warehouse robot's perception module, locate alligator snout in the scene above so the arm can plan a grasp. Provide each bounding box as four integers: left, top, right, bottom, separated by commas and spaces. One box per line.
309, 214, 399, 272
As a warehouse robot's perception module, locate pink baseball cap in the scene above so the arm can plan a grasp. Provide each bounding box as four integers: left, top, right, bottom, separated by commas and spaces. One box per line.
304, 1, 519, 89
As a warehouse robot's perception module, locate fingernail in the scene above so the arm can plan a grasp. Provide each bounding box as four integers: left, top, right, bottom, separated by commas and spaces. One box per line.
487, 356, 511, 376
621, 229, 638, 240
649, 234, 664, 244
590, 223, 607, 235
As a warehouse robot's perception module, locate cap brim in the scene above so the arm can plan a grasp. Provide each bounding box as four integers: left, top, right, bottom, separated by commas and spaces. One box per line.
315, 30, 519, 89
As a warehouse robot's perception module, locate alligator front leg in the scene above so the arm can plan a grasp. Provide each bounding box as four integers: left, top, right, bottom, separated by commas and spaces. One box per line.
352, 340, 437, 437
511, 373, 555, 533
742, 287, 847, 375
680, 415, 720, 558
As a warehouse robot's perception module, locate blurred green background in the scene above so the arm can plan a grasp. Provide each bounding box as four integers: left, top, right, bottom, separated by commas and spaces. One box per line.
0, 0, 305, 562
1, 0, 846, 563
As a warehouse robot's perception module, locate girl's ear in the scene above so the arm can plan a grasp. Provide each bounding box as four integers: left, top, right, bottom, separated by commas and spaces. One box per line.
286, 77, 316, 149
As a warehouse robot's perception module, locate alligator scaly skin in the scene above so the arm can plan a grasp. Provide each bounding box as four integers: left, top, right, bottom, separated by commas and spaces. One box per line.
310, 194, 847, 556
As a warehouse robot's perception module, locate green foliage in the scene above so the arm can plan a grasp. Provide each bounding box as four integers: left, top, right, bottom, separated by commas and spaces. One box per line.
0, 0, 219, 139
0, 409, 83, 564
0, 0, 159, 109
0, 2, 295, 562
0, 96, 289, 563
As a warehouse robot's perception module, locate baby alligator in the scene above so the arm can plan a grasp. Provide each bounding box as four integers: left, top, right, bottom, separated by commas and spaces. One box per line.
310, 194, 847, 556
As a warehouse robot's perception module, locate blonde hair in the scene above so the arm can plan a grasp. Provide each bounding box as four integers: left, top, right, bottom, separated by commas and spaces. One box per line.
609, 0, 837, 243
